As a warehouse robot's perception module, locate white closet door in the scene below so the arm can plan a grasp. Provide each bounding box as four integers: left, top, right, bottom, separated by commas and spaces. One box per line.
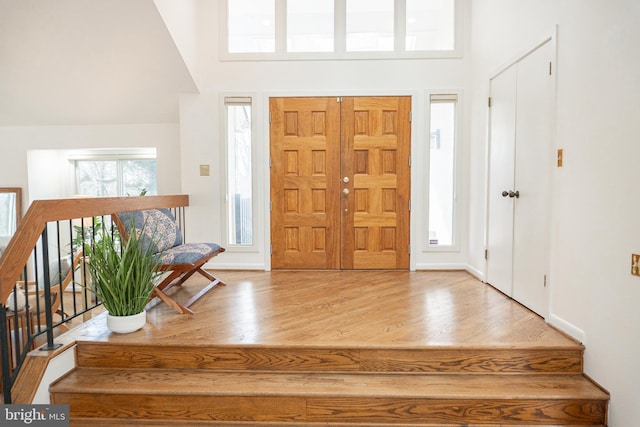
512, 41, 554, 316
486, 66, 517, 297
486, 38, 554, 318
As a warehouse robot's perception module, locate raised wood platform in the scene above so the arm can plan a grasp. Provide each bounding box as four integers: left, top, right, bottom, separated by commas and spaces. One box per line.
49, 270, 609, 426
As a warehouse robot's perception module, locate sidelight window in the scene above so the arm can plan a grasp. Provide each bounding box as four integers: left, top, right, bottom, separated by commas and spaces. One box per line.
428, 94, 458, 248
225, 97, 254, 246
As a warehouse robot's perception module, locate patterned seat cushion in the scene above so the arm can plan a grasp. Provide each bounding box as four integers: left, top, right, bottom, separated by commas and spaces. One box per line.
154, 243, 222, 265
117, 209, 222, 265
117, 208, 183, 253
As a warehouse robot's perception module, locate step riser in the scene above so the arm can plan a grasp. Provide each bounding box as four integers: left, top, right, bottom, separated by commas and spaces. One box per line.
54, 393, 607, 425
75, 344, 583, 374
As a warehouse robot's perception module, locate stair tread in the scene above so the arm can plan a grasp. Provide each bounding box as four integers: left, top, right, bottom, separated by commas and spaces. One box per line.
52, 367, 608, 400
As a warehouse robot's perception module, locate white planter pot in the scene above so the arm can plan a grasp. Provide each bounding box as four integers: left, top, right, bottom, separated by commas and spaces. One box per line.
106, 310, 146, 334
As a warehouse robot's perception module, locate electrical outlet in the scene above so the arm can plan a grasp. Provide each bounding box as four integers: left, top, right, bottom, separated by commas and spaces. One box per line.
632, 254, 640, 276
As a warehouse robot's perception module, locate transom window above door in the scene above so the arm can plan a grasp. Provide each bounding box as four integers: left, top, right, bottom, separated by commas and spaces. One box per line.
222, 0, 460, 60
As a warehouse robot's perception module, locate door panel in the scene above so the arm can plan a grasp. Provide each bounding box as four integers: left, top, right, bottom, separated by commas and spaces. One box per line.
270, 96, 411, 270
270, 97, 341, 269
341, 97, 411, 269
487, 67, 518, 296
512, 42, 553, 316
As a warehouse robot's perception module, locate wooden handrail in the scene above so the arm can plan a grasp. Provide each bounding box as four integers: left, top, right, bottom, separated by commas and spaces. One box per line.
0, 195, 189, 303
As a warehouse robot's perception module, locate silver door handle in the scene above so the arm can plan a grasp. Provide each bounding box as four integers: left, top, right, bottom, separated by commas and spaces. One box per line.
343, 188, 350, 195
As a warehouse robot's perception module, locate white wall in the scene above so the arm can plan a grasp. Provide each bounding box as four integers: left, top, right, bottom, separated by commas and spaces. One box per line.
153, 0, 200, 90
183, 0, 473, 270
0, 124, 182, 210
467, 1, 640, 424
27, 150, 73, 200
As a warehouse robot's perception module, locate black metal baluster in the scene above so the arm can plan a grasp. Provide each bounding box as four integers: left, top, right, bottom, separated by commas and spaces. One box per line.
39, 229, 61, 351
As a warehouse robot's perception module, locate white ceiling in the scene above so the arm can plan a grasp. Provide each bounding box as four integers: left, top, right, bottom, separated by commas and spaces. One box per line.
0, 0, 198, 126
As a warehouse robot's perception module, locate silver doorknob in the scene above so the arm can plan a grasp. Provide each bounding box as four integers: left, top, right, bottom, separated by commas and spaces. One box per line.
343, 188, 350, 195
343, 176, 350, 183
501, 191, 509, 197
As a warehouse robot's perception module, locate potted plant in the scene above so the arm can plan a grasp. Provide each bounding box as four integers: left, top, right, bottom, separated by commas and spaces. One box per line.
84, 223, 159, 333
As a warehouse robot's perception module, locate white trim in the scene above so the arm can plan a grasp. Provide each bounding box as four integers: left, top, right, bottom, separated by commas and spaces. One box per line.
465, 264, 485, 282
414, 262, 467, 270
67, 147, 156, 161
275, 0, 286, 54
334, 0, 347, 54
205, 261, 266, 270
394, 0, 406, 52
547, 314, 586, 345
488, 26, 558, 81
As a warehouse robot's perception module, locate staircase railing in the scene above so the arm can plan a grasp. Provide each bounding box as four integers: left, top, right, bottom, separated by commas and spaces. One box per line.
0, 195, 189, 403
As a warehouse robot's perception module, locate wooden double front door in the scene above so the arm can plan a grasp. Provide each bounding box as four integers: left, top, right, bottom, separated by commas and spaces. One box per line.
270, 96, 411, 270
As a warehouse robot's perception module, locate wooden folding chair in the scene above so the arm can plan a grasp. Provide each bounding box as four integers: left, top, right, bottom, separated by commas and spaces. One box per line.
15, 251, 84, 324
2, 250, 82, 370
113, 208, 226, 314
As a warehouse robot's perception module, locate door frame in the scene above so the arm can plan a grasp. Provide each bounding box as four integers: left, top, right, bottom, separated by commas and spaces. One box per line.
483, 27, 558, 315
262, 90, 421, 271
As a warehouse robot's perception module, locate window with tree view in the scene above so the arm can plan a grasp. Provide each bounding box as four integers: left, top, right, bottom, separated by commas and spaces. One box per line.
75, 158, 157, 197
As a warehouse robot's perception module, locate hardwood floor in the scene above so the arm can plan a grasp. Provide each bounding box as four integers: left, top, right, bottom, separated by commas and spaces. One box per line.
49, 270, 609, 426
65, 270, 577, 348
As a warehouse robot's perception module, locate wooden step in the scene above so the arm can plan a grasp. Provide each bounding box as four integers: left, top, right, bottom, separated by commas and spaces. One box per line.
51, 367, 608, 425
75, 342, 584, 374
68, 420, 606, 427
49, 272, 606, 426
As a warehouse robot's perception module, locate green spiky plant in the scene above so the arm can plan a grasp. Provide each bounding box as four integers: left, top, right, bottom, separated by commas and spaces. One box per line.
85, 224, 159, 317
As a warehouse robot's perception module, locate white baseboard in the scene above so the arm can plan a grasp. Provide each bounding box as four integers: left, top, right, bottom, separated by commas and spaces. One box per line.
204, 262, 265, 270
413, 263, 485, 282
547, 314, 586, 344
414, 263, 467, 271
465, 264, 485, 282
206, 262, 487, 278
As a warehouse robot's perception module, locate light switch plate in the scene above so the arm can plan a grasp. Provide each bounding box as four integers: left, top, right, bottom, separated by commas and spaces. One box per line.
199, 164, 210, 176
